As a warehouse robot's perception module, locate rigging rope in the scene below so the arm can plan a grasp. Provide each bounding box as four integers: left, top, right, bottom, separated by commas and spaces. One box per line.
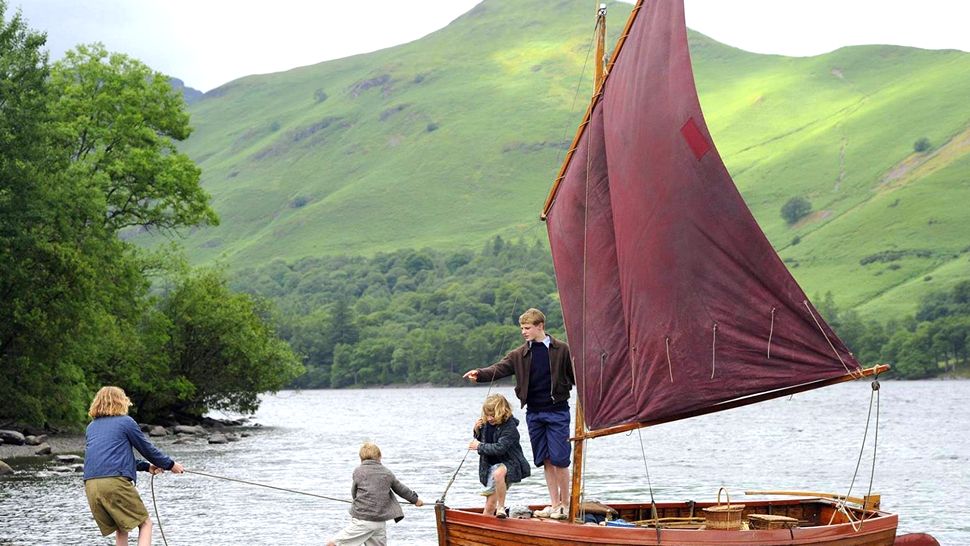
827, 379, 881, 530
148, 468, 365, 545
438, 295, 519, 504
150, 473, 170, 546
803, 300, 854, 375
183, 469, 352, 502
552, 18, 599, 177
635, 428, 660, 524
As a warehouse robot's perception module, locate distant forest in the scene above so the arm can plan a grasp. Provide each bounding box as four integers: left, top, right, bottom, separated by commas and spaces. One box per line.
235, 237, 970, 388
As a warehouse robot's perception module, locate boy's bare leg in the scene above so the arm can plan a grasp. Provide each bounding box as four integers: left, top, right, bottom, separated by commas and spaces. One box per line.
553, 465, 570, 508
115, 530, 128, 546
543, 461, 570, 508
137, 518, 153, 546
542, 459, 560, 507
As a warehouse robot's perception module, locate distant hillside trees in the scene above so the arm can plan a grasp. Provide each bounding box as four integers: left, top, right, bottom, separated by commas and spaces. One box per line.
817, 282, 970, 378
0, 4, 298, 428
234, 237, 563, 388
781, 196, 812, 225
234, 235, 970, 388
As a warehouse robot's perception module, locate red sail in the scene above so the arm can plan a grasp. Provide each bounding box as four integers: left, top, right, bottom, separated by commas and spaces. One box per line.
544, 0, 861, 433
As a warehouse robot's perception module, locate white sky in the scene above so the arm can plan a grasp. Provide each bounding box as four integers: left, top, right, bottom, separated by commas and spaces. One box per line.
11, 0, 970, 92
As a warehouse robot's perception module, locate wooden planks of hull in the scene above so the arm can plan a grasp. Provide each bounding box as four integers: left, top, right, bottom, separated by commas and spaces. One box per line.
435, 499, 898, 546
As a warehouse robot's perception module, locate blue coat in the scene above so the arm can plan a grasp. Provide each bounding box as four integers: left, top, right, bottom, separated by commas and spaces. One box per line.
474, 416, 531, 487
83, 415, 174, 483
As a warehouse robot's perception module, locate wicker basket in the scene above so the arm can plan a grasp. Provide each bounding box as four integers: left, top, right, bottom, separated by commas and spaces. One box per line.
703, 488, 745, 530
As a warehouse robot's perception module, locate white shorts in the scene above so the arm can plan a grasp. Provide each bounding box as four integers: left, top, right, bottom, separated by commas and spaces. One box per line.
332, 517, 387, 546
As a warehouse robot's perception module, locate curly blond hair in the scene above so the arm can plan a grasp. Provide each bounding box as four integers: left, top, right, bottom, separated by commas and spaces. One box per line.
481, 393, 513, 425
88, 386, 132, 418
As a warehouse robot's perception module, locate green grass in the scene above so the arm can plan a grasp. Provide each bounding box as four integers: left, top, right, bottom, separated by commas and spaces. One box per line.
146, 0, 970, 320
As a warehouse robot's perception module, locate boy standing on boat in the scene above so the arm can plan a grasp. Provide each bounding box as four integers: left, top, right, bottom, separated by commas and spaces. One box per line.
83, 386, 184, 546
463, 308, 575, 520
468, 393, 531, 517
327, 441, 424, 546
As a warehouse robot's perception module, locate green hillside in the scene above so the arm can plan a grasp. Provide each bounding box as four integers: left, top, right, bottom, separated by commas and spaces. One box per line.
163, 0, 970, 319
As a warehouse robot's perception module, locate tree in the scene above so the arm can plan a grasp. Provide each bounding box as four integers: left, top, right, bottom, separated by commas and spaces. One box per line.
781, 196, 812, 225
913, 137, 931, 153
49, 43, 219, 235
0, 2, 100, 425
152, 268, 303, 419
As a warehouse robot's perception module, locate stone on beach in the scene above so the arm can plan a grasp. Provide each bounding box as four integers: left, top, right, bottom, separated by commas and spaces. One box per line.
24, 434, 47, 446
174, 425, 206, 435
54, 454, 83, 464
0, 430, 26, 446
148, 425, 169, 437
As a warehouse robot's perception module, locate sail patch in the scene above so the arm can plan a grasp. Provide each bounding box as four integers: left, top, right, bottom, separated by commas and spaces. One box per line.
680, 117, 711, 160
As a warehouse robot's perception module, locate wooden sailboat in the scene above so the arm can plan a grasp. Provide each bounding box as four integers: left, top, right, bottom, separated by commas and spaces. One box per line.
436, 0, 907, 544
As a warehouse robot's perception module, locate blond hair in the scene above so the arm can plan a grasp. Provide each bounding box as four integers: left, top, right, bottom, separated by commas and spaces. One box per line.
88, 386, 132, 418
481, 393, 513, 425
359, 442, 382, 462
519, 308, 545, 327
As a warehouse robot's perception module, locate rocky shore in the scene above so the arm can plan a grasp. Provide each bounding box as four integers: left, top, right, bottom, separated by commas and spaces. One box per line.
0, 418, 253, 475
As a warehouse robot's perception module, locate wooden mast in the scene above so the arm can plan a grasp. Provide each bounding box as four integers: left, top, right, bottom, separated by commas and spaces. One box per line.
567, 3, 608, 525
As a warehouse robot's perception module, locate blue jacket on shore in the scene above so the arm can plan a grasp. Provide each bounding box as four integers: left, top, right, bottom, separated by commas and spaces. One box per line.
83, 415, 174, 483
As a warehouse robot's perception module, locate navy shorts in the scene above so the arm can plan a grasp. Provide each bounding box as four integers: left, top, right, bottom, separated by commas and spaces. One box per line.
526, 408, 571, 468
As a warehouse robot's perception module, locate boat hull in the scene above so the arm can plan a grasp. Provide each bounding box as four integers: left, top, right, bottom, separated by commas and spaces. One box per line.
435, 499, 898, 546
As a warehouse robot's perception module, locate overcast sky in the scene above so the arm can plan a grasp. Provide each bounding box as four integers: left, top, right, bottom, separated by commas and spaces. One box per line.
11, 0, 970, 92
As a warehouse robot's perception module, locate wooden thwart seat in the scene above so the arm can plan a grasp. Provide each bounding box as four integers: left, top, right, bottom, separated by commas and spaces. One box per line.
748, 514, 800, 530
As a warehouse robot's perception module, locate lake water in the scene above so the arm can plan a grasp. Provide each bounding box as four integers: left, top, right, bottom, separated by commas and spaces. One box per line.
0, 380, 966, 545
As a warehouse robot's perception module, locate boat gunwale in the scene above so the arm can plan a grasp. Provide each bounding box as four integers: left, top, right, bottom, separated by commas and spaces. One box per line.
436, 498, 898, 545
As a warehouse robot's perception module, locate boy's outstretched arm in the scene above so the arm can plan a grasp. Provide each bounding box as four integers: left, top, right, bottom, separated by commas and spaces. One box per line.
390, 477, 420, 505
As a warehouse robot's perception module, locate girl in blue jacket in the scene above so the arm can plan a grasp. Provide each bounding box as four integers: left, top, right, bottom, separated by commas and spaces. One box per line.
83, 386, 184, 546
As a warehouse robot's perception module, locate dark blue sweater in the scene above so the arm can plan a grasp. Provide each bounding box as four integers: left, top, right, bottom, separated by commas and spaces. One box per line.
83, 415, 174, 483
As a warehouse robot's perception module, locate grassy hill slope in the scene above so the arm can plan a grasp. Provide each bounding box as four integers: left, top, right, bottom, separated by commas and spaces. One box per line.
166, 0, 970, 319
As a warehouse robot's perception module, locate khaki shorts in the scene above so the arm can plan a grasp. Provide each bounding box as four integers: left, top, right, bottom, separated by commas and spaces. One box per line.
84, 477, 149, 536
332, 517, 387, 546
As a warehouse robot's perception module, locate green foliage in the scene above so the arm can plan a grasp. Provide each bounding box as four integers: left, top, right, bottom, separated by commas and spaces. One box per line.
913, 137, 931, 152
0, 8, 287, 427
49, 43, 219, 234
136, 2, 970, 323
781, 196, 812, 225
0, 2, 100, 425
150, 268, 303, 418
816, 284, 970, 378
234, 237, 561, 388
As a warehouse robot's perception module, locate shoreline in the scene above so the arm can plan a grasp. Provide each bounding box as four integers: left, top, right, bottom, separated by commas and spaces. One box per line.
0, 434, 85, 463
